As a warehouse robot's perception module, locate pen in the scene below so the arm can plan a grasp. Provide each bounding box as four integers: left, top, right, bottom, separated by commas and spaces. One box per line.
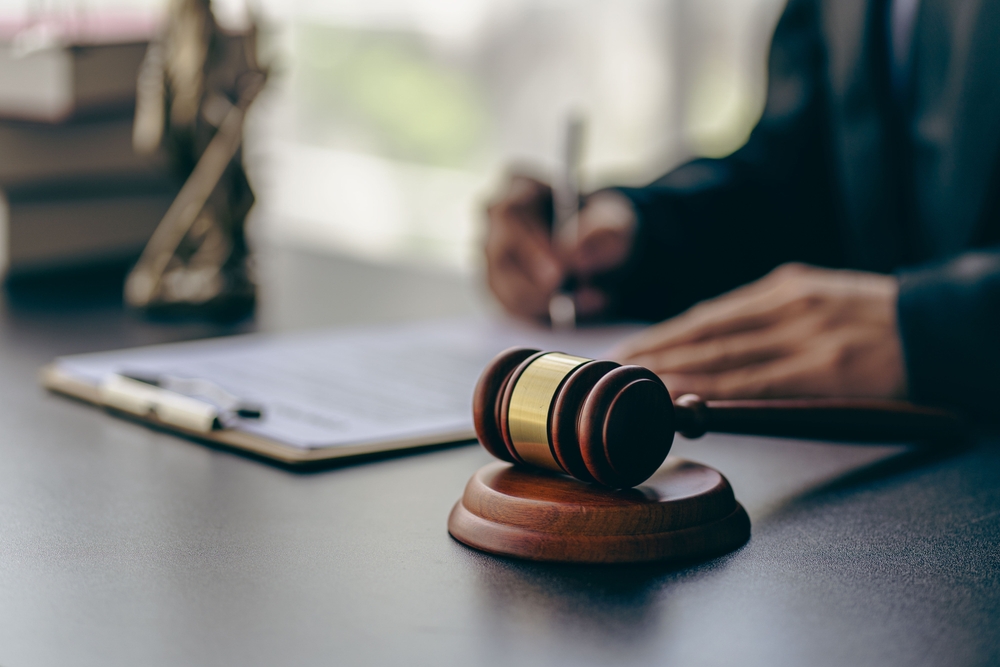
122, 371, 263, 419
548, 113, 585, 330
98, 372, 263, 434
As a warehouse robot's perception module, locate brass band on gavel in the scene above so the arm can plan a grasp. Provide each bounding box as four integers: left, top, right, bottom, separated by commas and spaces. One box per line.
506, 352, 591, 471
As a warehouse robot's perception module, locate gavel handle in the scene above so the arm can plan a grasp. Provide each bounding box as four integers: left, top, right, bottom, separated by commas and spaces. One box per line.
673, 396, 964, 444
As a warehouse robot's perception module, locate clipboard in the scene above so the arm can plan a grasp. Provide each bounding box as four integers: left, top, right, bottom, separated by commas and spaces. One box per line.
40, 364, 476, 466
40, 319, 637, 467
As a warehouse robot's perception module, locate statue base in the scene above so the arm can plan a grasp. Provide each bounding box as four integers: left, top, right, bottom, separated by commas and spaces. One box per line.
448, 458, 750, 564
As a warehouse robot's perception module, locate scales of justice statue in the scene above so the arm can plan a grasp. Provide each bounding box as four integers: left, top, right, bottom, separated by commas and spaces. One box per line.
126, 0, 266, 321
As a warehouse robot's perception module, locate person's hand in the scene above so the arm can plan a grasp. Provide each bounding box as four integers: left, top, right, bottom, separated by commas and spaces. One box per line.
485, 174, 636, 320
610, 263, 907, 399
485, 175, 560, 319
560, 189, 636, 280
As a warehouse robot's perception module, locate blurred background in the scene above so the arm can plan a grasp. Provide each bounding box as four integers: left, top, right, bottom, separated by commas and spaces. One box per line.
0, 0, 785, 322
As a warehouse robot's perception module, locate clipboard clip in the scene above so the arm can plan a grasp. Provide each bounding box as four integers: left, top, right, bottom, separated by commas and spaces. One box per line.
98, 373, 263, 433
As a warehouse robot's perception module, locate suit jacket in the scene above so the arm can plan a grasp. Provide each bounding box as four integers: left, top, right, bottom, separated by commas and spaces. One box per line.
612, 0, 1000, 415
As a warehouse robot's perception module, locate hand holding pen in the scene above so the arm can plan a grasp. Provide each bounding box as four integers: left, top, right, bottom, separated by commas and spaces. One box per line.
485, 119, 638, 324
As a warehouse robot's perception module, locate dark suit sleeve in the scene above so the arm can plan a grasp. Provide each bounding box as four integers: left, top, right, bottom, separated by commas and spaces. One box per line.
608, 0, 844, 321
897, 251, 1000, 416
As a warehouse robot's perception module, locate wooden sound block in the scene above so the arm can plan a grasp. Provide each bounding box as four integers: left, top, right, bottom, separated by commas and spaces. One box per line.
448, 458, 750, 564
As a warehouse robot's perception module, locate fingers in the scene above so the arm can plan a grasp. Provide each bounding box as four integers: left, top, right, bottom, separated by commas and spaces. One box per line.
485, 177, 632, 320
486, 223, 563, 318
485, 175, 564, 319
611, 294, 782, 362
495, 174, 553, 215
484, 178, 639, 321
574, 285, 608, 318
632, 265, 906, 400
501, 223, 562, 291
487, 259, 553, 318
563, 190, 637, 277
657, 350, 834, 400
627, 322, 802, 376
610, 264, 816, 361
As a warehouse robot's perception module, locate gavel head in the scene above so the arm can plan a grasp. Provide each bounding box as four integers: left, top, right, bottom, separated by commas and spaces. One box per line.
472, 347, 675, 489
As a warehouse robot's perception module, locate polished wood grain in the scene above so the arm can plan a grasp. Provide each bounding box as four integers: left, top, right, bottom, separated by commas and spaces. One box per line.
472, 347, 538, 463
477, 348, 677, 489
579, 365, 674, 489
550, 360, 617, 484
448, 459, 751, 563
673, 395, 964, 442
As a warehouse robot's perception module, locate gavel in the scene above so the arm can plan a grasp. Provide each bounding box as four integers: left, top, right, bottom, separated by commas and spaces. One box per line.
472, 348, 964, 489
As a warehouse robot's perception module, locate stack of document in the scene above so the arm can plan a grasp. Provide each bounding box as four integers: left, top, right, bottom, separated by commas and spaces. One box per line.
0, 15, 177, 278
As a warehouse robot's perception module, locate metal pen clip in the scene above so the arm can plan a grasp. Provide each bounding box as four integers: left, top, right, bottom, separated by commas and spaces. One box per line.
98, 372, 263, 433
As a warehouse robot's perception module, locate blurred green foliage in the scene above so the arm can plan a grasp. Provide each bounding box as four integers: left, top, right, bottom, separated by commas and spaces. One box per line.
294, 24, 491, 168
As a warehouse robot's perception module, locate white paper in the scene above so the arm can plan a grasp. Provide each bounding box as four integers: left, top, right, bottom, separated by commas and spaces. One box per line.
54, 318, 640, 450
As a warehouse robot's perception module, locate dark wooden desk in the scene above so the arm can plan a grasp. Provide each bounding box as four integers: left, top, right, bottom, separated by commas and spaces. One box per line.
1, 248, 998, 667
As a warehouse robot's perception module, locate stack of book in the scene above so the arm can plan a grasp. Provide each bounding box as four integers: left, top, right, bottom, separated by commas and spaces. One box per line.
0, 14, 178, 283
